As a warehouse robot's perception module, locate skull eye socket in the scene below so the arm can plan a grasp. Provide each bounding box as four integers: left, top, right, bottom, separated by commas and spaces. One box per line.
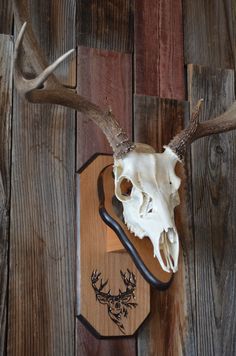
120, 178, 133, 197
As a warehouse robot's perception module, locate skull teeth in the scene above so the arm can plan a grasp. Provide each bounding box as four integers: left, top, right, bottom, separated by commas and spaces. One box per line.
124, 218, 145, 238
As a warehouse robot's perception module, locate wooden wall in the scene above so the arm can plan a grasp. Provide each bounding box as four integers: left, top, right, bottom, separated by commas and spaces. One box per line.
0, 0, 236, 355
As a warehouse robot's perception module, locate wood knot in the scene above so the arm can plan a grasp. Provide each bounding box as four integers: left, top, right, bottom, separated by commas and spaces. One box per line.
215, 145, 223, 155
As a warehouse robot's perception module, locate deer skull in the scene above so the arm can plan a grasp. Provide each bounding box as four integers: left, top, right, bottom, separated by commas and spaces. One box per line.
114, 143, 181, 273
15, 21, 235, 276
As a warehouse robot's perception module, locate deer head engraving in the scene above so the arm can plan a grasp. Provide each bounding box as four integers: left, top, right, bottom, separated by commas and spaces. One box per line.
13, 0, 236, 273
91, 269, 137, 333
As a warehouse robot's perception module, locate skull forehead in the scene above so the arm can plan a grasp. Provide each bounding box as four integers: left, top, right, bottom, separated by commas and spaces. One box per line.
115, 147, 181, 191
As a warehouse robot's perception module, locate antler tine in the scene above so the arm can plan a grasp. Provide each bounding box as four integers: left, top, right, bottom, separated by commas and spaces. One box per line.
13, 22, 135, 158
168, 99, 203, 161
14, 22, 75, 96
168, 97, 236, 161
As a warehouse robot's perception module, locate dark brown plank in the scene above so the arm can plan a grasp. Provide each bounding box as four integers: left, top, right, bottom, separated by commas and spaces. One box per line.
0, 35, 13, 356
76, 46, 132, 169
184, 0, 236, 69
188, 64, 236, 355
134, 0, 185, 100
134, 95, 196, 355
8, 1, 76, 354
77, 0, 133, 52
0, 0, 13, 34
76, 321, 136, 356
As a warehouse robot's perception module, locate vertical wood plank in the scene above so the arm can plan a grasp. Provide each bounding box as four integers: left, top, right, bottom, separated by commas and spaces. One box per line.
8, 1, 76, 354
76, 47, 136, 353
184, 0, 236, 69
29, 0, 76, 86
134, 0, 185, 100
0, 0, 13, 34
0, 35, 13, 356
77, 0, 133, 52
76, 323, 136, 356
76, 47, 132, 169
76, 1, 136, 352
135, 96, 196, 355
189, 64, 236, 356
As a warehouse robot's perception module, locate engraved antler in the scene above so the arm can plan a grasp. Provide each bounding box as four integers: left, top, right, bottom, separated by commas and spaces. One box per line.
168, 98, 236, 161
13, 0, 134, 158
91, 270, 110, 303
91, 269, 137, 304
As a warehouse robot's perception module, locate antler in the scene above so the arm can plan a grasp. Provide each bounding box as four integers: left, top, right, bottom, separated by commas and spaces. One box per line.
13, 1, 135, 158
168, 98, 236, 161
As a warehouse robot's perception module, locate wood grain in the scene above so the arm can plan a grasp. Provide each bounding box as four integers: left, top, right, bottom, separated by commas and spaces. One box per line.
77, 0, 133, 52
77, 156, 150, 336
0, 0, 13, 34
188, 64, 236, 355
76, 322, 136, 356
8, 1, 76, 354
76, 39, 134, 356
76, 46, 132, 169
0, 35, 13, 356
184, 0, 236, 69
27, 0, 76, 87
134, 95, 196, 355
134, 0, 185, 100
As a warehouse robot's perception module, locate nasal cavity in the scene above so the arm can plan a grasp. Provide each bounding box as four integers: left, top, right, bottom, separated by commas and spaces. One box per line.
147, 197, 153, 213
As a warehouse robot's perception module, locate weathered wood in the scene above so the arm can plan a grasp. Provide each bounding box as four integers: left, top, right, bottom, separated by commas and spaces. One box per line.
0, 0, 13, 34
135, 95, 196, 355
0, 34, 13, 356
28, 0, 76, 87
184, 0, 236, 69
76, 47, 132, 169
134, 0, 185, 100
76, 321, 136, 356
76, 46, 135, 355
77, 0, 133, 52
8, 1, 76, 354
189, 64, 236, 355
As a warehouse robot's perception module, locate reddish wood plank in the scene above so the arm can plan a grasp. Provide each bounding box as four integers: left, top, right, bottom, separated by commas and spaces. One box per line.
76, 47, 135, 354
76, 46, 132, 169
134, 0, 185, 100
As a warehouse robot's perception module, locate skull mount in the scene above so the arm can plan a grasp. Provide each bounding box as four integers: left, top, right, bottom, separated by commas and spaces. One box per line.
114, 143, 181, 273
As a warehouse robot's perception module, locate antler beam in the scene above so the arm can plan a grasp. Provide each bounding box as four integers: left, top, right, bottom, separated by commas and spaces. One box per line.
168, 98, 236, 160
13, 2, 134, 158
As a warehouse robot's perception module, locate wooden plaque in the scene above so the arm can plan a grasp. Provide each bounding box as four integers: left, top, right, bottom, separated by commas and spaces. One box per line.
76, 154, 150, 337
